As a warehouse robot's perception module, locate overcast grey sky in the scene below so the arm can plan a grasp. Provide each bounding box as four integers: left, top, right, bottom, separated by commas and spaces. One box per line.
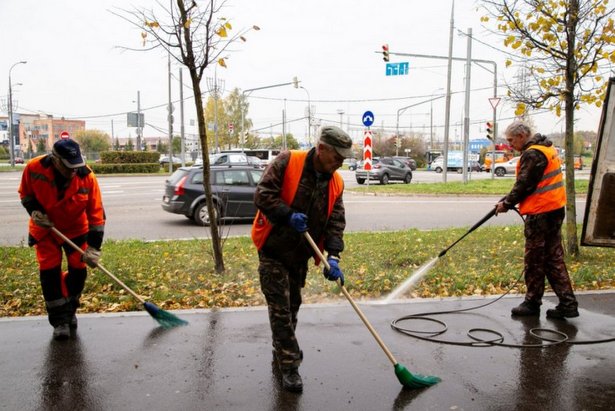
1, 0, 605, 145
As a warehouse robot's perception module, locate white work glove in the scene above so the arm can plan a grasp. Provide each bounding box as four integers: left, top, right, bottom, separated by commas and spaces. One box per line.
82, 247, 101, 268
31, 211, 54, 228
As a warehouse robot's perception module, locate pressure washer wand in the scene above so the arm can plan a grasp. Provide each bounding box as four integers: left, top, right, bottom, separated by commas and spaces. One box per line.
437, 207, 497, 258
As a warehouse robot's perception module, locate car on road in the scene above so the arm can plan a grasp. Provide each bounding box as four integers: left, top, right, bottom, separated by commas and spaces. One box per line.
194, 153, 264, 168
492, 156, 520, 177
14, 157, 24, 164
393, 156, 417, 171
343, 158, 358, 171
159, 155, 182, 166
354, 157, 412, 184
162, 165, 264, 225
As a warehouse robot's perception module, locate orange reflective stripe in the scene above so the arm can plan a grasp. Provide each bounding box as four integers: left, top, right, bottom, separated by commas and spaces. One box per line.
517, 145, 566, 215
251, 151, 344, 250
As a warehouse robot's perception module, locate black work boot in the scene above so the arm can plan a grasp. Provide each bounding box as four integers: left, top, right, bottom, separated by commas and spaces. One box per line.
70, 315, 78, 329
281, 367, 303, 393
546, 304, 579, 319
53, 323, 70, 340
511, 300, 540, 316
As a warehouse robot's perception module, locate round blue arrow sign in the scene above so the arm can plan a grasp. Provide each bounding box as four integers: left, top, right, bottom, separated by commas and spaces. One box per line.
362, 111, 374, 127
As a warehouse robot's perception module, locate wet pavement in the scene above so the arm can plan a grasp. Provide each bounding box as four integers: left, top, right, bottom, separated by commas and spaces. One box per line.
1, 291, 614, 411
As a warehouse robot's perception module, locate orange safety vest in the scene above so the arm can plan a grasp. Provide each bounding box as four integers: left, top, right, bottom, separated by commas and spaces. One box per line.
18, 155, 106, 241
251, 150, 344, 252
516, 145, 566, 215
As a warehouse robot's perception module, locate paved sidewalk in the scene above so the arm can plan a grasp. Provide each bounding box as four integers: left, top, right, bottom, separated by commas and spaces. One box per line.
1, 292, 614, 410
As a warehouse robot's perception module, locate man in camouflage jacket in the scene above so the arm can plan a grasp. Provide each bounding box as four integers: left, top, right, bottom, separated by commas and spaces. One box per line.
253, 125, 352, 392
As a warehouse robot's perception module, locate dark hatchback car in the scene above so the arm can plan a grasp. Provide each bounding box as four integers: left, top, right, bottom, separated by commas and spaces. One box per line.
392, 156, 417, 170
162, 165, 264, 226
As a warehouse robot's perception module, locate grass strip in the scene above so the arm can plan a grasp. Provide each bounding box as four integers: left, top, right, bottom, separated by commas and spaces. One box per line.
1, 225, 612, 317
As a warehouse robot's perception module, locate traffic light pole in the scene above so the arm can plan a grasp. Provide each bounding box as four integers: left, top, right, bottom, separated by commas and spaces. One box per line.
377, 50, 498, 181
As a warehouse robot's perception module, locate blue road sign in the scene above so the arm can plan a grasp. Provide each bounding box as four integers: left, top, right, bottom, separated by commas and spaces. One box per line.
362, 111, 374, 127
385, 62, 409, 76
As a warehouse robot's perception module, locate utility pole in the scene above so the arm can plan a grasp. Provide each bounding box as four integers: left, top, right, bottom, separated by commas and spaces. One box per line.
179, 69, 185, 166
337, 109, 344, 128
136, 91, 142, 151
282, 104, 287, 151
443, 0, 454, 183
462, 27, 472, 183
207, 72, 225, 153
7, 60, 27, 167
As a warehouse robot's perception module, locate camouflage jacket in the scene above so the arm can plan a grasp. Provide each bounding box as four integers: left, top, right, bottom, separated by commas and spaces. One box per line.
254, 148, 346, 266
503, 134, 554, 210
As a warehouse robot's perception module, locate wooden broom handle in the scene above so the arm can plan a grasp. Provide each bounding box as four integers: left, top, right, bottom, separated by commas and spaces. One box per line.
51, 227, 145, 303
303, 232, 398, 365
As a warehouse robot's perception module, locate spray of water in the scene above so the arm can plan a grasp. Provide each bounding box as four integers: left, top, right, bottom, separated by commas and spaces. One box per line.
382, 257, 440, 303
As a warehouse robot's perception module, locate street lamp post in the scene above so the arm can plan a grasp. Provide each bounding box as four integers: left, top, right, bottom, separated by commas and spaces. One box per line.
300, 86, 311, 145
8, 61, 27, 167
337, 109, 344, 128
240, 77, 299, 152
430, 88, 444, 151
396, 95, 444, 156
207, 73, 225, 154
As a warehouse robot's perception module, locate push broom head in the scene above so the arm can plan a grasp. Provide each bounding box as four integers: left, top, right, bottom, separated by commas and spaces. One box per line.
394, 363, 441, 389
143, 302, 189, 329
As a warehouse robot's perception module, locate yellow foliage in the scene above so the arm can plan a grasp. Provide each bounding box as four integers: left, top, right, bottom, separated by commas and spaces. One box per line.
216, 26, 227, 38
184, 18, 192, 29
514, 103, 526, 116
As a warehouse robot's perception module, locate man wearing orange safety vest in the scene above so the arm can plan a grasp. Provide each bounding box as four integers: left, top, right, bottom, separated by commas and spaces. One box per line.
18, 139, 105, 340
252, 125, 352, 393
495, 121, 578, 319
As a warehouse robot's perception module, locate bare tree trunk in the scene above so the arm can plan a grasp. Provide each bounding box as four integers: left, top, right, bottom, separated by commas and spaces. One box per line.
564, 0, 580, 256
191, 75, 225, 272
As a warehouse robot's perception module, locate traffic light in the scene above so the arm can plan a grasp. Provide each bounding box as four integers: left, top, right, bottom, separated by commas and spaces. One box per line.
293, 76, 299, 88
486, 121, 494, 141
382, 44, 390, 62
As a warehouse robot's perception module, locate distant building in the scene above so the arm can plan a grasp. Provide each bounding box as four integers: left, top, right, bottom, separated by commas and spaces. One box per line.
16, 113, 85, 155
111, 134, 199, 154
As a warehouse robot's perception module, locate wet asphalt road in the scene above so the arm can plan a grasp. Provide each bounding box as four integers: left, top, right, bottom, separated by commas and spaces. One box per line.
1, 291, 614, 410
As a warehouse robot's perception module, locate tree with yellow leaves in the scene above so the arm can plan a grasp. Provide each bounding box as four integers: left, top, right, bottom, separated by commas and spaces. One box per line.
114, 0, 259, 273
481, 0, 615, 256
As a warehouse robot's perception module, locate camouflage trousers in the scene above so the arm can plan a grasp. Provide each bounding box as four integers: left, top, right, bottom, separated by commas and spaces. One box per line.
258, 253, 308, 369
523, 208, 577, 309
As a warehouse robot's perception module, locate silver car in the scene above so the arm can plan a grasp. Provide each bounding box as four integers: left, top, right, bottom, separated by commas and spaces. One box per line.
354, 157, 413, 184
492, 156, 520, 177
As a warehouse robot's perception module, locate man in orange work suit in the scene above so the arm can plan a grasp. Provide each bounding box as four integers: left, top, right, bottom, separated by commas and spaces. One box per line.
19, 139, 105, 340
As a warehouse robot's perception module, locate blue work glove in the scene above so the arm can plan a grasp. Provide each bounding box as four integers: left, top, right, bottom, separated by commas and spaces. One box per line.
288, 212, 308, 233
324, 257, 344, 285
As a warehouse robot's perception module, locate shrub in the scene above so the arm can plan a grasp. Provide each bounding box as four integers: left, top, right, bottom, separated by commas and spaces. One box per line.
100, 151, 159, 164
